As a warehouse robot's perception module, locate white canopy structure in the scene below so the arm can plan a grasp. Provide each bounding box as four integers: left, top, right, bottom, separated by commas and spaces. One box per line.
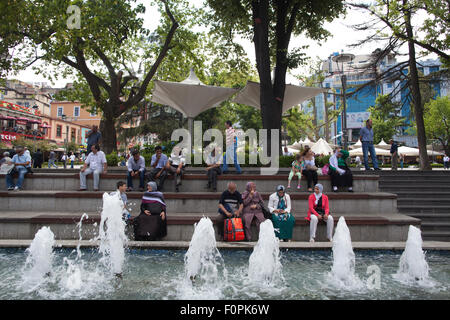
350, 139, 362, 149
232, 81, 327, 113
349, 147, 391, 157
311, 138, 333, 155
288, 137, 314, 150
377, 139, 390, 149
151, 69, 238, 117
397, 146, 445, 156
151, 69, 239, 143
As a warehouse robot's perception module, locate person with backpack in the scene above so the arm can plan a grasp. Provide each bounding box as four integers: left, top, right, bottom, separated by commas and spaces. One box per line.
216, 182, 243, 240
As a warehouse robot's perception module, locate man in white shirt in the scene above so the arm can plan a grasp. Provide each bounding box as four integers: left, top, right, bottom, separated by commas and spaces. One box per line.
205, 147, 222, 191
127, 149, 146, 191
79, 144, 107, 191
69, 153, 76, 169
6, 147, 31, 191
444, 155, 450, 170
282, 146, 293, 156
222, 120, 242, 174
166, 146, 186, 192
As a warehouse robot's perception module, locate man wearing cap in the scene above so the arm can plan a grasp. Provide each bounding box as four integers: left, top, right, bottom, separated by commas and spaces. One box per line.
127, 149, 146, 192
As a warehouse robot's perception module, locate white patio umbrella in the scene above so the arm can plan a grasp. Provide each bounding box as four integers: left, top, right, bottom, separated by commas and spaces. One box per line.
377, 139, 390, 149
311, 138, 333, 155
151, 69, 238, 142
398, 146, 420, 156
232, 81, 327, 113
350, 139, 362, 149
349, 147, 391, 157
288, 137, 314, 150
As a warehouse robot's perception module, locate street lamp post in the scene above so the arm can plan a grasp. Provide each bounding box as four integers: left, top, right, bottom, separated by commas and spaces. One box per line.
332, 53, 355, 150
61, 114, 68, 154
32, 105, 39, 152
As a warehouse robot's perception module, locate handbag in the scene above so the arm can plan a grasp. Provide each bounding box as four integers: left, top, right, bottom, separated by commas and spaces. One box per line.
259, 200, 272, 219
321, 163, 329, 175
306, 164, 318, 171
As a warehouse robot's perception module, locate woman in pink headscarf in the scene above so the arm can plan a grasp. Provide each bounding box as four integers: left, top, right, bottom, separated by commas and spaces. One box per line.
242, 181, 266, 241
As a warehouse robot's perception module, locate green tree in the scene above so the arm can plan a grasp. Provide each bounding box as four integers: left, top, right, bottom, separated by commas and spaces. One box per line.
0, 0, 179, 153
205, 0, 345, 152
424, 96, 450, 156
369, 94, 407, 144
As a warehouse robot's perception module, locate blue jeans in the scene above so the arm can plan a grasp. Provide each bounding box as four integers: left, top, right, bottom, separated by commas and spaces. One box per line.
362, 141, 379, 169
71, 160, 74, 169
6, 167, 28, 189
222, 143, 242, 173
127, 169, 146, 189
48, 159, 57, 168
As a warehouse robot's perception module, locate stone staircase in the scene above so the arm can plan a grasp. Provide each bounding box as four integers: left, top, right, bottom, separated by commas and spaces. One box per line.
363, 170, 450, 241
0, 168, 419, 242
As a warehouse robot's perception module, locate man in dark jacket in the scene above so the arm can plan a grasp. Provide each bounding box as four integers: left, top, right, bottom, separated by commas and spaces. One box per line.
33, 149, 44, 168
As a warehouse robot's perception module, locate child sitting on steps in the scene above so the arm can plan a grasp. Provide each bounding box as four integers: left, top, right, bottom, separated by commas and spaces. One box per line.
287, 153, 304, 189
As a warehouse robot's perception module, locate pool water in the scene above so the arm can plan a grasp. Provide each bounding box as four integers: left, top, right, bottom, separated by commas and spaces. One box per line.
0, 248, 449, 300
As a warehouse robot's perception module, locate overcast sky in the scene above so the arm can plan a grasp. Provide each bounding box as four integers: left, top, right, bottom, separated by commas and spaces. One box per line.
15, 0, 437, 87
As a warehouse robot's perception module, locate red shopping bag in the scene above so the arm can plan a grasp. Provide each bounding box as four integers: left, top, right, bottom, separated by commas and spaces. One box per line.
224, 217, 245, 241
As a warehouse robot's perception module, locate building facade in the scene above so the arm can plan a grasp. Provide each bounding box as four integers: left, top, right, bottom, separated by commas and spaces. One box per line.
303, 51, 449, 147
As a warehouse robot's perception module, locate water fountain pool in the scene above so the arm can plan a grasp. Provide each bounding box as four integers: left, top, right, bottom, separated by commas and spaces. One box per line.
0, 195, 449, 300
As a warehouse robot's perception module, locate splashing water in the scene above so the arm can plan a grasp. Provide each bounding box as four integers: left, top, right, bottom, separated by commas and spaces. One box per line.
247, 220, 284, 286
21, 226, 55, 291
179, 217, 227, 299
98, 192, 128, 276
393, 225, 437, 287
326, 217, 364, 290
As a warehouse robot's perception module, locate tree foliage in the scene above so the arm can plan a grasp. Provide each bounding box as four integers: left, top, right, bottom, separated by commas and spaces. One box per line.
424, 96, 450, 155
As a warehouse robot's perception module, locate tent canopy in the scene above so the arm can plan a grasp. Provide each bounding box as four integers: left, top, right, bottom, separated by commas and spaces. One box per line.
232, 81, 327, 113
349, 147, 391, 157
377, 139, 390, 149
311, 138, 333, 155
151, 69, 238, 118
397, 146, 445, 156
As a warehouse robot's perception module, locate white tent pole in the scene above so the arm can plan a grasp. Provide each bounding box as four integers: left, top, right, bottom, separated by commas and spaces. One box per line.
188, 117, 194, 151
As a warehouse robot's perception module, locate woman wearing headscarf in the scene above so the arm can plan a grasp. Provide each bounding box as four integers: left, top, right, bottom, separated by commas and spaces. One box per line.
133, 181, 167, 241
268, 185, 296, 241
328, 148, 353, 192
242, 181, 266, 241
306, 183, 334, 242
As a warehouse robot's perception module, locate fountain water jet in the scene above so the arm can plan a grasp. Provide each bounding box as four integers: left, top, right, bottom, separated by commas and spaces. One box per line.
21, 226, 55, 290
180, 217, 226, 299
247, 220, 283, 286
98, 192, 128, 276
393, 225, 436, 287
327, 216, 364, 290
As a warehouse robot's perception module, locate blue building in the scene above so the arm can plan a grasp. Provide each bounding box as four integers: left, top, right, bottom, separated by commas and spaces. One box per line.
302, 51, 449, 147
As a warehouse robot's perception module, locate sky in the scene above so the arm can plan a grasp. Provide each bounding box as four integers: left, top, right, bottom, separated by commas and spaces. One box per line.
15, 0, 438, 88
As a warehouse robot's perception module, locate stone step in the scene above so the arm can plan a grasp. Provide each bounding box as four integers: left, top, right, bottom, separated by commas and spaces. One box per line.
422, 230, 450, 242
406, 213, 450, 222
0, 173, 379, 193
0, 211, 419, 241
0, 191, 398, 214
397, 198, 450, 206
420, 222, 450, 232
398, 205, 450, 214
384, 191, 450, 197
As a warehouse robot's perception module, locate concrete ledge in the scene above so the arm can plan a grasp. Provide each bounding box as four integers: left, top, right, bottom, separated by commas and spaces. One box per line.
0, 240, 449, 250
0, 173, 379, 193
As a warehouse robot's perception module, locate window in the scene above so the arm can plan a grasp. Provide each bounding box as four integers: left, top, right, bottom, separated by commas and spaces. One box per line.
387, 83, 393, 89
17, 101, 23, 106
71, 128, 76, 142
90, 107, 97, 117
57, 106, 64, 117
24, 102, 30, 108
56, 125, 62, 137
74, 106, 80, 117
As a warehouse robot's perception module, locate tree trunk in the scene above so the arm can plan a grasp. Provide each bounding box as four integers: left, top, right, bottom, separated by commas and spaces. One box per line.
404, 3, 431, 170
